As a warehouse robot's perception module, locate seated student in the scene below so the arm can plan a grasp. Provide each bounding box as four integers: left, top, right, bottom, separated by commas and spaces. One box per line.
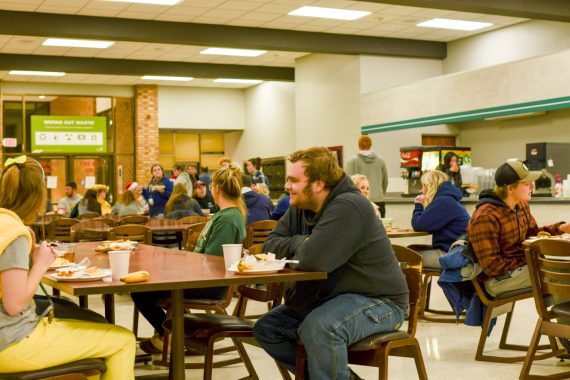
270, 194, 290, 221
192, 180, 218, 214
469, 159, 570, 296
0, 156, 135, 378
242, 174, 273, 225
111, 186, 144, 216
92, 184, 112, 216
70, 189, 101, 218
253, 147, 408, 379
164, 183, 204, 219
132, 164, 246, 353
411, 170, 470, 268
351, 174, 381, 217
56, 182, 82, 216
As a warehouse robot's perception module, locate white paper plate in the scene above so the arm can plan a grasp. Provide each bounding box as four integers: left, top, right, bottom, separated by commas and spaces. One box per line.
228, 268, 284, 275
50, 269, 111, 282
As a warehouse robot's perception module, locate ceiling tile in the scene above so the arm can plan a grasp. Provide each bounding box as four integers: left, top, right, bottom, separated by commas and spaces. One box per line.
382, 5, 422, 16
237, 11, 282, 22
0, 2, 38, 11
217, 1, 263, 12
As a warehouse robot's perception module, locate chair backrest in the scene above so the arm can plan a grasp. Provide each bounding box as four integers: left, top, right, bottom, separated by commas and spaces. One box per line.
77, 212, 100, 220
70, 220, 109, 242
178, 215, 208, 224
49, 218, 79, 242
392, 245, 422, 337
245, 220, 278, 248
526, 239, 570, 319
184, 222, 207, 251
109, 224, 152, 244
119, 214, 149, 225
97, 217, 119, 227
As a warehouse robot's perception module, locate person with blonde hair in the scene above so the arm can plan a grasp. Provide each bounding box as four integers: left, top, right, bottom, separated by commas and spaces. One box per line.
411, 170, 470, 268
111, 186, 144, 216
351, 174, 381, 217
132, 163, 246, 353
0, 156, 135, 378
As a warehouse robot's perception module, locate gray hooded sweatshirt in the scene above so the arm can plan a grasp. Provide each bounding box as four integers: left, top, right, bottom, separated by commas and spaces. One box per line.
345, 151, 389, 203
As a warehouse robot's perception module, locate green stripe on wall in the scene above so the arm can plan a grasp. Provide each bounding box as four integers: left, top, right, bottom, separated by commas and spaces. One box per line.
361, 96, 570, 134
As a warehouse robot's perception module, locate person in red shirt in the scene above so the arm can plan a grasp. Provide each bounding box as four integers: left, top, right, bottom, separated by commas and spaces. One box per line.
469, 160, 570, 296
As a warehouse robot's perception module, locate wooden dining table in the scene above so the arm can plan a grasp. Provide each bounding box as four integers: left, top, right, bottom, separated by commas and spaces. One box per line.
386, 229, 430, 238
42, 242, 327, 380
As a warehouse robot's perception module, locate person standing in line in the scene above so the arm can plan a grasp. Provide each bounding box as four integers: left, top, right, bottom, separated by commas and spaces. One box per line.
187, 163, 199, 185
171, 163, 193, 197
56, 182, 82, 216
140, 164, 173, 218
345, 135, 389, 218
253, 147, 408, 379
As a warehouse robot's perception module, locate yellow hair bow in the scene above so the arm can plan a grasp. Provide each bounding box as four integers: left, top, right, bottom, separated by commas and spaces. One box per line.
4, 155, 26, 168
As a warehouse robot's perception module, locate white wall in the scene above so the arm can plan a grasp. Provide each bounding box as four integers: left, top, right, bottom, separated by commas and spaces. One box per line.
2, 82, 133, 97
158, 86, 245, 130
444, 20, 570, 74
295, 54, 361, 161
360, 55, 442, 94
225, 81, 296, 164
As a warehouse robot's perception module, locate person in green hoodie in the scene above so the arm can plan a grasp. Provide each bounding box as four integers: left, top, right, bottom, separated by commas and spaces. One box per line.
0, 156, 135, 378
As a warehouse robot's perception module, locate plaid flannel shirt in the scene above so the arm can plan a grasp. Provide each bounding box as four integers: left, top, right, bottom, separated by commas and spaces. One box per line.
468, 200, 562, 279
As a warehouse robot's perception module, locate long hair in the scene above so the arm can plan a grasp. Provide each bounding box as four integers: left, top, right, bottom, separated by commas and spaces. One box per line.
442, 152, 458, 171
0, 156, 47, 224
121, 189, 137, 206
81, 189, 102, 214
421, 170, 449, 208
165, 183, 188, 214
211, 163, 246, 220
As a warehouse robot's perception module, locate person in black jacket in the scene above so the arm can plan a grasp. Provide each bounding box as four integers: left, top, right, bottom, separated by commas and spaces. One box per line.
192, 180, 218, 214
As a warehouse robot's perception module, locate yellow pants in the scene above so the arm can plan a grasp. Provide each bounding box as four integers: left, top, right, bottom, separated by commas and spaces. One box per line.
0, 317, 135, 380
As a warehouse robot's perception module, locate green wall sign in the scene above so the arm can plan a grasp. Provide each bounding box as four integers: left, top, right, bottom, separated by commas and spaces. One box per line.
31, 116, 107, 153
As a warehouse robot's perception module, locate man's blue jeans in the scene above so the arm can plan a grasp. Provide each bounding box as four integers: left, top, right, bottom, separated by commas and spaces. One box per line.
253, 293, 406, 380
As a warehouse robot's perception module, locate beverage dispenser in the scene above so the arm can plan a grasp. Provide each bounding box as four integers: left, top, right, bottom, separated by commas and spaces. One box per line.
400, 147, 423, 195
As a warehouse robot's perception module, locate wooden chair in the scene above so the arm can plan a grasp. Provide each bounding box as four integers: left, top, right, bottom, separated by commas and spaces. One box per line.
295, 245, 428, 380
147, 219, 184, 249
77, 212, 100, 220
244, 220, 278, 248
119, 214, 149, 225
178, 215, 208, 224
108, 224, 152, 244
48, 218, 79, 243
519, 239, 570, 379
185, 222, 207, 252
407, 244, 460, 323
471, 274, 558, 363
97, 217, 119, 227
0, 358, 106, 380
70, 220, 109, 242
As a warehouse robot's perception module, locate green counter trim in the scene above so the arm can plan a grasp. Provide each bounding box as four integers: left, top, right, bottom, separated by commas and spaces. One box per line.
362, 96, 570, 134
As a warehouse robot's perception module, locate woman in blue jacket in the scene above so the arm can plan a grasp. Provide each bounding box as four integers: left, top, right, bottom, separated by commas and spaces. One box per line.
141, 164, 173, 218
411, 170, 470, 268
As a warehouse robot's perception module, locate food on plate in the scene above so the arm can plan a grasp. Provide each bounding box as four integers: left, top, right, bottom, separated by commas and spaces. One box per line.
537, 231, 551, 238
120, 271, 150, 283
84, 266, 99, 274
254, 253, 270, 261
237, 261, 253, 272
52, 257, 70, 266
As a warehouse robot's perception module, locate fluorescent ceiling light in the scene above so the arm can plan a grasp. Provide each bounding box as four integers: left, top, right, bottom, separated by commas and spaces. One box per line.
214, 78, 263, 84
141, 75, 193, 81
200, 47, 266, 57
417, 18, 492, 31
43, 38, 114, 49
288, 6, 370, 21
103, 0, 182, 5
9, 70, 65, 77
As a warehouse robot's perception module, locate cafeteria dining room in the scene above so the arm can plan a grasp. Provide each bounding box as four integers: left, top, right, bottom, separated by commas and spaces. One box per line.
2, 1, 570, 379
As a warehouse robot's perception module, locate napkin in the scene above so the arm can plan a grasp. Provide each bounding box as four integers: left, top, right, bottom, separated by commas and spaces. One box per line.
120, 271, 150, 283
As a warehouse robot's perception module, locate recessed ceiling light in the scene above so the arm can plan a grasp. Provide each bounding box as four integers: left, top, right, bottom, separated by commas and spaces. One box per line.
43, 38, 114, 49
417, 18, 492, 31
141, 75, 193, 81
213, 78, 263, 84
200, 48, 266, 57
102, 0, 182, 5
38, 95, 46, 99
288, 6, 371, 21
9, 70, 65, 77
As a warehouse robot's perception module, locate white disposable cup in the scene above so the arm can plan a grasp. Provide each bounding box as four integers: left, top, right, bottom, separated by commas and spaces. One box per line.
108, 250, 131, 280
381, 218, 393, 229
222, 244, 243, 270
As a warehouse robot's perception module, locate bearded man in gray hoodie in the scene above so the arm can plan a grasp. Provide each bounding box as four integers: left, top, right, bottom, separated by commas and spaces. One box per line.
345, 135, 389, 217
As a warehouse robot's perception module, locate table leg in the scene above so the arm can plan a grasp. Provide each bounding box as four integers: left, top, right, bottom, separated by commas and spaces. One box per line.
170, 289, 184, 380
79, 295, 88, 308
103, 294, 115, 324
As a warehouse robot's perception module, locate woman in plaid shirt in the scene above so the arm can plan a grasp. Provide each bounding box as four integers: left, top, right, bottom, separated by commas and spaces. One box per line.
468, 160, 570, 296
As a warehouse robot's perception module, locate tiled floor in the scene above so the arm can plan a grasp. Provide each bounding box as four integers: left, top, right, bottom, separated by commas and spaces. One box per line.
73, 283, 570, 380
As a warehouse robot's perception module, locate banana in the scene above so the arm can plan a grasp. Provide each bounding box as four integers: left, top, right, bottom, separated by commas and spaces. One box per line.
237, 261, 253, 272
120, 271, 150, 283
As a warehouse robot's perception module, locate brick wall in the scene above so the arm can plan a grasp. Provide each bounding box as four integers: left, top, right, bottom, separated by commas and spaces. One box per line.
50, 96, 95, 116
0, 81, 3, 165
135, 85, 159, 184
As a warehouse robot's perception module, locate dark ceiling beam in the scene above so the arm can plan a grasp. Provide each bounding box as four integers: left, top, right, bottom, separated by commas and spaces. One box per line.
0, 10, 446, 59
0, 54, 295, 81
357, 0, 570, 23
